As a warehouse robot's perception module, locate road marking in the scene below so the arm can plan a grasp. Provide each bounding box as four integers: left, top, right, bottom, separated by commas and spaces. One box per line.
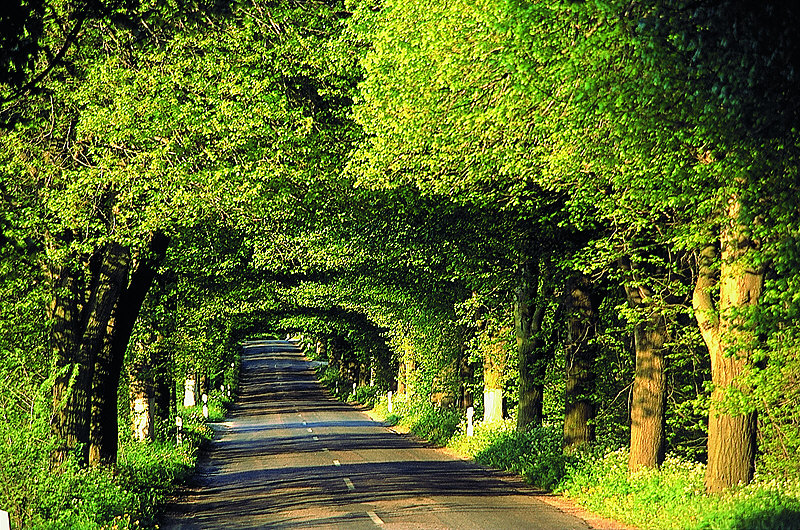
307, 428, 313, 432
302, 421, 307, 425
343, 477, 355, 490
367, 511, 384, 526
333, 460, 340, 466
323, 448, 329, 452
313, 436, 319, 441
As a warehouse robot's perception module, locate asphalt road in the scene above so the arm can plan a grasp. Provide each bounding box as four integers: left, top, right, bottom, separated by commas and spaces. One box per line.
161, 340, 595, 529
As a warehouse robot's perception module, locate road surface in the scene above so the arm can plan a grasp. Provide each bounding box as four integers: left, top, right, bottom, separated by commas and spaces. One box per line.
161, 340, 599, 529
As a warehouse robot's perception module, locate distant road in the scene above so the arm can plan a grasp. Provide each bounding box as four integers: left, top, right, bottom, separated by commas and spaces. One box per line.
161, 340, 594, 529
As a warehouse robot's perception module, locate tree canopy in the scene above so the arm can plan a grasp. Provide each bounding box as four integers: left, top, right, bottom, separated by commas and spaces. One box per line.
1, 1, 799, 522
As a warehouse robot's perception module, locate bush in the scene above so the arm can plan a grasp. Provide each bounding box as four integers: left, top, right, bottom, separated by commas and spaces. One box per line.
407, 404, 462, 446
0, 392, 217, 529
349, 385, 380, 407
450, 420, 566, 490
556, 448, 800, 530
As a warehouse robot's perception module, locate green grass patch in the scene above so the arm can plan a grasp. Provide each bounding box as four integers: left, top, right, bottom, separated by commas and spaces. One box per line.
0, 391, 231, 529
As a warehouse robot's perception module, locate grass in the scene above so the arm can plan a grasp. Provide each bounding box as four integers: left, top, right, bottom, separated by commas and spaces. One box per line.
0, 390, 232, 529
364, 395, 800, 530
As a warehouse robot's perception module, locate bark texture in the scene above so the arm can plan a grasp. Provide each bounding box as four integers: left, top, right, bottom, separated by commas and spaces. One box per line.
563, 273, 598, 451
89, 232, 169, 466
50, 243, 130, 466
693, 196, 761, 493
622, 262, 668, 472
515, 258, 549, 431
628, 313, 667, 471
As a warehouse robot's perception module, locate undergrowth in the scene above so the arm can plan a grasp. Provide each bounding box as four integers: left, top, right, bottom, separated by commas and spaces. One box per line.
365, 395, 800, 530
0, 391, 230, 529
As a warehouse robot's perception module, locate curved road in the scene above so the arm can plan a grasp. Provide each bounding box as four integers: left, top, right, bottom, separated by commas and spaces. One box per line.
162, 340, 598, 529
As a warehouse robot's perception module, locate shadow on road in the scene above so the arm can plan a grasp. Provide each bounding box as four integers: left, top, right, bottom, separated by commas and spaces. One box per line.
161, 340, 568, 530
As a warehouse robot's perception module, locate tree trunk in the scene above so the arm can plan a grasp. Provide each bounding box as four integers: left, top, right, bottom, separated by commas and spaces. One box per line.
129, 360, 154, 442
483, 333, 508, 423
628, 313, 667, 471
396, 359, 406, 395
89, 232, 168, 466
457, 336, 474, 410
50, 263, 84, 466
563, 273, 598, 451
516, 258, 549, 431
153, 337, 172, 426
51, 243, 129, 467
693, 195, 761, 493
622, 260, 668, 472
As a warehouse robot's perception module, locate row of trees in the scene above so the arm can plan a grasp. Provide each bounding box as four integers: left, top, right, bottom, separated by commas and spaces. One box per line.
0, 0, 798, 507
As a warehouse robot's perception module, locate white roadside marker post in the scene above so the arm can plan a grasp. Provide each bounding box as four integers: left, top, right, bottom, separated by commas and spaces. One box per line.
467, 406, 474, 437
387, 391, 393, 414
202, 393, 209, 419
0, 509, 9, 530
176, 415, 183, 446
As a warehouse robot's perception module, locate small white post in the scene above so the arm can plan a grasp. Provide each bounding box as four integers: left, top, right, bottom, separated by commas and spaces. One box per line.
202, 393, 209, 419
0, 509, 9, 530
220, 384, 225, 393
352, 382, 357, 394
387, 391, 393, 414
466, 406, 475, 437
176, 415, 183, 445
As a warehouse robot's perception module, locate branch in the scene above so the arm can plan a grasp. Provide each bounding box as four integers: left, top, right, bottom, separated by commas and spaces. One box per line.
692, 243, 720, 351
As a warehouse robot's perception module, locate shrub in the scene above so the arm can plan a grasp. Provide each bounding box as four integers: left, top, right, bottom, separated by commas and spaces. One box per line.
406, 404, 461, 446
349, 385, 380, 407
450, 420, 566, 490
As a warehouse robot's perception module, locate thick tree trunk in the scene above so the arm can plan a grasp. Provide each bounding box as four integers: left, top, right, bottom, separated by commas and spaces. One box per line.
693, 195, 762, 493
50, 264, 84, 466
129, 360, 154, 442
628, 313, 667, 471
89, 233, 168, 466
516, 258, 549, 431
622, 261, 668, 472
51, 243, 129, 466
563, 273, 598, 451
183, 373, 198, 407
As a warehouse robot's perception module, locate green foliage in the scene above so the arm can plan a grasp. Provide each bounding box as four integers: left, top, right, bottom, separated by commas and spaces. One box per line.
0, 418, 200, 529
557, 448, 800, 530
450, 419, 566, 491
375, 399, 800, 530
349, 385, 380, 407
406, 403, 462, 446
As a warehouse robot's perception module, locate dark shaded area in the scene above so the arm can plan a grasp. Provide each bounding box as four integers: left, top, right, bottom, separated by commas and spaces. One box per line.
732, 508, 800, 530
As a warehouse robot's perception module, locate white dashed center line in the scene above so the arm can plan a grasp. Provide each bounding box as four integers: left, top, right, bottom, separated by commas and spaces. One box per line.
367, 511, 385, 526
343, 477, 355, 490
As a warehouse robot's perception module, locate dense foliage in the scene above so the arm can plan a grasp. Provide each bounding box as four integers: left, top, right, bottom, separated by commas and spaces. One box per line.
1, 0, 799, 526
